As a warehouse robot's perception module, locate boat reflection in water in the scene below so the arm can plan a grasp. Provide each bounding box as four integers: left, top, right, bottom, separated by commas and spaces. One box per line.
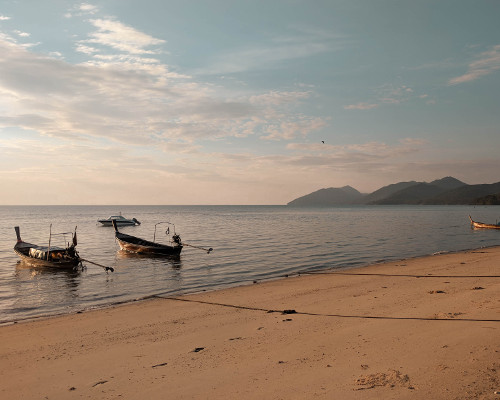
115, 249, 183, 269
13, 260, 83, 320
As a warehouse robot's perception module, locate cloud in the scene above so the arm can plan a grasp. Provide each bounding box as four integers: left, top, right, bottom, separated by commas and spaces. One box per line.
0, 12, 332, 204
449, 44, 500, 85
65, 3, 99, 18
344, 102, 378, 110
13, 30, 30, 37
0, 15, 10, 21
79, 3, 99, 14
82, 18, 166, 55
0, 24, 324, 147
201, 43, 329, 75
286, 138, 426, 165
249, 91, 311, 106
261, 117, 326, 140
194, 28, 344, 76
344, 84, 420, 110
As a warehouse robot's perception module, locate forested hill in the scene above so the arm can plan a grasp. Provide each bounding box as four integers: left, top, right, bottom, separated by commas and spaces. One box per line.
287, 177, 500, 206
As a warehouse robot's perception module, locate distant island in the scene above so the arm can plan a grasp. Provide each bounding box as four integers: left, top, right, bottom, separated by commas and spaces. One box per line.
287, 177, 500, 206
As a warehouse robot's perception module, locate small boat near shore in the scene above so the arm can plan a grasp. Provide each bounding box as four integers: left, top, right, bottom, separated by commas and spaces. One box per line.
14, 225, 82, 268
469, 215, 500, 230
113, 220, 183, 256
98, 214, 140, 226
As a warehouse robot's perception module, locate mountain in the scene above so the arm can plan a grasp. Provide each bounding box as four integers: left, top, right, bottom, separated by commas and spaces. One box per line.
472, 193, 500, 205
423, 182, 500, 204
363, 181, 418, 204
371, 183, 447, 205
372, 177, 467, 205
287, 185, 363, 206
429, 176, 467, 191
286, 177, 500, 206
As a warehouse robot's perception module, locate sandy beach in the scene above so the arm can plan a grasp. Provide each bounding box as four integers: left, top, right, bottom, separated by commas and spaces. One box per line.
1, 247, 499, 400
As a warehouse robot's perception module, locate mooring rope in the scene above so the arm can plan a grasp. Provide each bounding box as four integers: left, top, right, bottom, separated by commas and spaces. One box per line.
158, 296, 500, 323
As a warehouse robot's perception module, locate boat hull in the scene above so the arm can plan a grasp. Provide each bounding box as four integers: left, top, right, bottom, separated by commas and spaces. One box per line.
99, 220, 137, 226
14, 245, 81, 269
469, 215, 500, 230
115, 234, 182, 256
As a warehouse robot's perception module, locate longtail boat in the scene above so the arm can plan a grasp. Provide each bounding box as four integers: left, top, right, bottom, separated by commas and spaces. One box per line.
113, 220, 183, 256
469, 215, 500, 230
14, 225, 82, 268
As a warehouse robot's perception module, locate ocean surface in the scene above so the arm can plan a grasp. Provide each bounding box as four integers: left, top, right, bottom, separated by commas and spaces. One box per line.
1, 205, 500, 323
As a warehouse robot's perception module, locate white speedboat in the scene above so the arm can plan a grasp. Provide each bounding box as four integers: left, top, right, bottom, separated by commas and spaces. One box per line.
98, 215, 141, 226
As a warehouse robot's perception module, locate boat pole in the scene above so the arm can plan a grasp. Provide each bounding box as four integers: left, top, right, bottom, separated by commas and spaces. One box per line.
47, 224, 52, 261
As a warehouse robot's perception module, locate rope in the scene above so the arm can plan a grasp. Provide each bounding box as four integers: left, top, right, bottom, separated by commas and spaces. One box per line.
159, 296, 500, 323
183, 242, 213, 253
300, 271, 500, 278
80, 258, 114, 273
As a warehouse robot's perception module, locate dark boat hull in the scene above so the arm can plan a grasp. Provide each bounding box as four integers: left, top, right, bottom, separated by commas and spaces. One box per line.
115, 232, 182, 255
14, 243, 81, 268
99, 220, 137, 226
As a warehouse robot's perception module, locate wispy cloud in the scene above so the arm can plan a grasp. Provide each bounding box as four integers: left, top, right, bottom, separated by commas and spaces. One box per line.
82, 19, 166, 55
0, 15, 10, 21
344, 84, 423, 110
449, 44, 500, 85
249, 91, 311, 106
79, 3, 99, 14
195, 28, 344, 76
65, 3, 99, 18
286, 138, 426, 161
344, 102, 378, 110
13, 30, 30, 37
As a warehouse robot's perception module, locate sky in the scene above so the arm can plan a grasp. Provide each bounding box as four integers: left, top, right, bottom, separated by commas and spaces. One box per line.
0, 0, 499, 205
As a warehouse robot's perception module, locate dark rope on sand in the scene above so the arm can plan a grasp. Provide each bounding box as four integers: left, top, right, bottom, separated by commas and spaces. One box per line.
299, 271, 500, 278
157, 296, 500, 323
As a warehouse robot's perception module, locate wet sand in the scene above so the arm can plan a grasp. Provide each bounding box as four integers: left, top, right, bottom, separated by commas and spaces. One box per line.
1, 247, 499, 399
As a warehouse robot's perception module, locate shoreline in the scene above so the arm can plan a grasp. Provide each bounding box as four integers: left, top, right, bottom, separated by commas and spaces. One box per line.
3, 243, 499, 327
1, 246, 499, 399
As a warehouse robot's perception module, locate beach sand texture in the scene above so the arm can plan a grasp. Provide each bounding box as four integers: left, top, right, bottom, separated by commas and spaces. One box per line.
1, 247, 499, 399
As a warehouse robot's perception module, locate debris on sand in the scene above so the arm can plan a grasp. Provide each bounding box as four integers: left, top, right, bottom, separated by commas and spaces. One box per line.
356, 369, 413, 390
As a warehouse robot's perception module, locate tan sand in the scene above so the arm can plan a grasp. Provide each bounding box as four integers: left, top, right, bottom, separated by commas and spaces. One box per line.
1, 247, 499, 400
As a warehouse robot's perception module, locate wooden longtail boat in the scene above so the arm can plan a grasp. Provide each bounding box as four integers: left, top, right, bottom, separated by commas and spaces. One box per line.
469, 215, 500, 230
14, 225, 82, 268
112, 220, 183, 256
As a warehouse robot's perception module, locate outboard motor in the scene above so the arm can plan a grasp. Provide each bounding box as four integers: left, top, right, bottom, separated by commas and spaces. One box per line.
172, 234, 182, 245
132, 218, 141, 225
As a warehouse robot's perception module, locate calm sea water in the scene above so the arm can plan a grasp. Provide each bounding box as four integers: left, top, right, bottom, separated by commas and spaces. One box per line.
1, 205, 499, 323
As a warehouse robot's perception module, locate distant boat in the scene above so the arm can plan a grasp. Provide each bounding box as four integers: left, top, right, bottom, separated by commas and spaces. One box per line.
14, 225, 82, 268
98, 214, 140, 226
112, 220, 183, 256
469, 215, 500, 230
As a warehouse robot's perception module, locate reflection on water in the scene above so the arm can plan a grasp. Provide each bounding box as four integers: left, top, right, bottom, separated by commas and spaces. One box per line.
1, 204, 500, 323
15, 260, 83, 278
10, 260, 83, 320
116, 249, 182, 267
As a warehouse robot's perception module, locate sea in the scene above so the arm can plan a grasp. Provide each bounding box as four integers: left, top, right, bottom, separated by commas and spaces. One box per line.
1, 205, 499, 324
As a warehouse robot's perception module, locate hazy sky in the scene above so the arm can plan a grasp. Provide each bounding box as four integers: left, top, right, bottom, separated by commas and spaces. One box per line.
1, 0, 499, 205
